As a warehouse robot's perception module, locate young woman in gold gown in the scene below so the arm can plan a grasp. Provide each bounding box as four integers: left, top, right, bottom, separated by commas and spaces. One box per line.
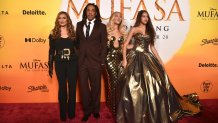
116, 10, 202, 123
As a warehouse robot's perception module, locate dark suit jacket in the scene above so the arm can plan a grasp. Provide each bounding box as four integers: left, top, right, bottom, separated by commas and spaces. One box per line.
76, 21, 107, 66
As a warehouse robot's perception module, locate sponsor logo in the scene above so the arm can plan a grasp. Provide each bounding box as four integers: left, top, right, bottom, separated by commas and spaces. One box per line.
27, 84, 49, 92
20, 59, 48, 72
25, 37, 46, 44
201, 38, 218, 46
199, 63, 218, 67
0, 10, 9, 15
0, 64, 12, 69
22, 10, 46, 15
0, 35, 5, 48
197, 7, 218, 20
0, 85, 12, 91
200, 80, 213, 93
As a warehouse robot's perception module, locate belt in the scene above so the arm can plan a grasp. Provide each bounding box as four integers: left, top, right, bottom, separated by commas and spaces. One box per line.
57, 48, 74, 60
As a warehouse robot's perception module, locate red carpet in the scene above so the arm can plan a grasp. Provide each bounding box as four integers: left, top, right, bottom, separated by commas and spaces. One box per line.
0, 99, 217, 123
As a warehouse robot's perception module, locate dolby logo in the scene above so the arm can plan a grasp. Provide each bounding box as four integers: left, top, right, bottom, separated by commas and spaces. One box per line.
25, 38, 46, 44
0, 85, 12, 91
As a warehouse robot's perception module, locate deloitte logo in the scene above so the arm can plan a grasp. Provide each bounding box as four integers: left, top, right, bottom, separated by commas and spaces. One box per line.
25, 38, 46, 44
60, 0, 190, 63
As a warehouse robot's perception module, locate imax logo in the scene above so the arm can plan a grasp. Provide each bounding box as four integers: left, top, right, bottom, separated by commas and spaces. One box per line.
25, 38, 46, 43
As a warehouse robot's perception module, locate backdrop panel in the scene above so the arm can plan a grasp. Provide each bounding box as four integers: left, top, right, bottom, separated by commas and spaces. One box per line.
0, 0, 217, 103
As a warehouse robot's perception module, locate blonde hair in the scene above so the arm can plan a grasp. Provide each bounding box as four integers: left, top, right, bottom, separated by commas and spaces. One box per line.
107, 12, 126, 39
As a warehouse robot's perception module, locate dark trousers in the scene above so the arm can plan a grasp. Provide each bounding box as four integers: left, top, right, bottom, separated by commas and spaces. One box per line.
79, 62, 101, 115
55, 60, 77, 118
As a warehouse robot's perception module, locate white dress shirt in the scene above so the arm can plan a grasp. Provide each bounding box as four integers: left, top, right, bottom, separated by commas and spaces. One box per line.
83, 19, 95, 37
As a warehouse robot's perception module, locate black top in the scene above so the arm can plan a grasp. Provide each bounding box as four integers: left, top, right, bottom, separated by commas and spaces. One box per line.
49, 34, 77, 62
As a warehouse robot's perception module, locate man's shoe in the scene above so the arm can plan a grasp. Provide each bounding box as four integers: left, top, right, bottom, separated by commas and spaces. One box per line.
60, 110, 66, 121
68, 114, 75, 120
93, 113, 100, 119
60, 115, 66, 121
81, 114, 90, 122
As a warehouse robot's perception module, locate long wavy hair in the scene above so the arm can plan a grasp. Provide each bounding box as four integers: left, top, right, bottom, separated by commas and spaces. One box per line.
107, 12, 126, 39
51, 11, 76, 40
134, 10, 156, 45
82, 3, 101, 25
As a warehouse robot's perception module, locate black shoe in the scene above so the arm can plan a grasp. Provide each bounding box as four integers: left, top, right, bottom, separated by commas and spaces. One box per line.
93, 113, 100, 119
60, 115, 66, 121
60, 113, 67, 121
68, 114, 75, 120
81, 114, 91, 122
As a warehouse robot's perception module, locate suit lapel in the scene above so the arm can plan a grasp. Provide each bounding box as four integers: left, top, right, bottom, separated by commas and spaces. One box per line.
80, 21, 99, 40
89, 23, 98, 39
80, 24, 86, 39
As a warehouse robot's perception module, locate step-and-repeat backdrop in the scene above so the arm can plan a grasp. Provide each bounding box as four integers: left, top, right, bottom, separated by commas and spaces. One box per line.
0, 0, 218, 103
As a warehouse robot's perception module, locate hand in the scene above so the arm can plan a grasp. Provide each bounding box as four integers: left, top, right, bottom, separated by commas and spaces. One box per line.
48, 55, 54, 78
122, 60, 127, 68
100, 64, 106, 70
127, 44, 134, 49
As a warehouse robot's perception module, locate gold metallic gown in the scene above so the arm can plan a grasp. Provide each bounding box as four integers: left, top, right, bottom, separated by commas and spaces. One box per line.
116, 33, 201, 123
105, 36, 124, 116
